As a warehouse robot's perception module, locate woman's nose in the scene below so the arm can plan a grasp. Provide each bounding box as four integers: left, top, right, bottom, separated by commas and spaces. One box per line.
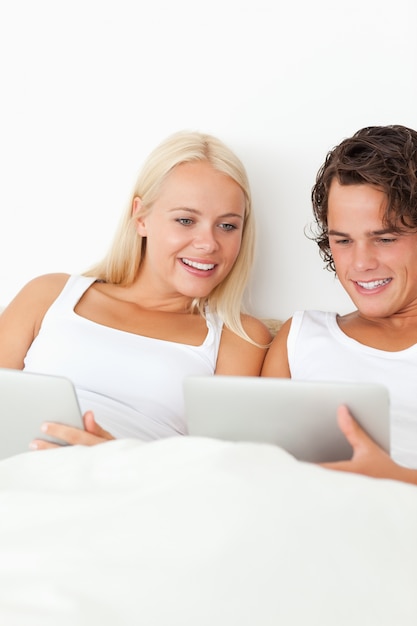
193, 228, 219, 252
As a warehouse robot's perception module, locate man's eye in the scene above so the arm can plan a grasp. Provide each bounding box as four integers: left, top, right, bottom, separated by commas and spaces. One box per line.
377, 237, 396, 244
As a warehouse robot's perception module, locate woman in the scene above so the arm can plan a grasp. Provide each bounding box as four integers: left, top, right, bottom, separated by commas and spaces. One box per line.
0, 130, 271, 448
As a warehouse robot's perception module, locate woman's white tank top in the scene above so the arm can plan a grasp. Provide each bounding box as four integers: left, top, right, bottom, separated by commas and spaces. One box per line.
24, 275, 224, 440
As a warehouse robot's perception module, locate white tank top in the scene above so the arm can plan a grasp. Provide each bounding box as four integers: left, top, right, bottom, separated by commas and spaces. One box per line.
287, 310, 417, 469
24, 275, 224, 440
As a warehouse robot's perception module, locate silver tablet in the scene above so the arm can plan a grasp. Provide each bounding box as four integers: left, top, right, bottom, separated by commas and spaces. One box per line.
184, 376, 390, 463
0, 368, 84, 460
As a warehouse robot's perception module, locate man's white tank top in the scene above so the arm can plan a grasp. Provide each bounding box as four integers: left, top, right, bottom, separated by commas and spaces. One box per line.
24, 275, 224, 440
287, 310, 417, 468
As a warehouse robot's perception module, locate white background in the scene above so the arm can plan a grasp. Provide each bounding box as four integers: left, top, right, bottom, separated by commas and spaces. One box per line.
0, 0, 416, 321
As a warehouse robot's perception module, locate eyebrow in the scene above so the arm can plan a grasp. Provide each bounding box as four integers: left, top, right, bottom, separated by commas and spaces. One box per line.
328, 228, 395, 237
168, 207, 244, 220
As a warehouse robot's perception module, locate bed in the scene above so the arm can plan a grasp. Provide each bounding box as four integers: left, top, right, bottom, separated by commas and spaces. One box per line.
0, 313, 416, 624
0, 435, 416, 625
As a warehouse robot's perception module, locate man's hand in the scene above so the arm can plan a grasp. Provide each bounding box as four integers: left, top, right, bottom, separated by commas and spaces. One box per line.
321, 405, 417, 485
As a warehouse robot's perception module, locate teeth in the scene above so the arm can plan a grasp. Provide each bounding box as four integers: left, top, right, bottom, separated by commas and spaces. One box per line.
357, 279, 391, 290
182, 258, 215, 271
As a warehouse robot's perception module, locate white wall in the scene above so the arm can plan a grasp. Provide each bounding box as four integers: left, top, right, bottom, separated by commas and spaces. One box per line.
1, 0, 416, 321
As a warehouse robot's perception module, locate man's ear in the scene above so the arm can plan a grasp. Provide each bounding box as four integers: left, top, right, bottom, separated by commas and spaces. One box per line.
132, 196, 147, 236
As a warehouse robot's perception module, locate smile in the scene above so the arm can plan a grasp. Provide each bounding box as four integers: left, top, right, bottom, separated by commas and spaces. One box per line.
181, 258, 215, 271
356, 278, 391, 290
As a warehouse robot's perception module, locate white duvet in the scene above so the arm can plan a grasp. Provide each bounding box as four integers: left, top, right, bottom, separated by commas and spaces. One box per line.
0, 436, 416, 626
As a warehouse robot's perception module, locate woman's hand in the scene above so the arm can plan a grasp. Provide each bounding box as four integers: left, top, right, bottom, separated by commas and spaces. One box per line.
321, 405, 417, 485
30, 411, 114, 450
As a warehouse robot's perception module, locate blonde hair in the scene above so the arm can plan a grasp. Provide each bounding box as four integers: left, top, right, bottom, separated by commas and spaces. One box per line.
85, 130, 256, 342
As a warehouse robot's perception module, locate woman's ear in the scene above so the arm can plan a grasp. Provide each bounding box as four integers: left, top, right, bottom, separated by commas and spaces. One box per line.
132, 196, 147, 236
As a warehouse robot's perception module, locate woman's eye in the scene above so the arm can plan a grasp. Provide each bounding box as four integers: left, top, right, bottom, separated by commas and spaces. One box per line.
176, 218, 194, 226
219, 223, 237, 231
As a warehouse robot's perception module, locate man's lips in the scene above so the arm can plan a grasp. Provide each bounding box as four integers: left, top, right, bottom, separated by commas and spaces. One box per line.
355, 278, 392, 290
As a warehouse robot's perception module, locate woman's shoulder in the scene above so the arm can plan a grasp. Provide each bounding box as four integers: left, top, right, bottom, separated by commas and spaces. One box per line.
6, 273, 71, 313
23, 272, 71, 289
240, 313, 275, 344
0, 274, 73, 355
216, 314, 272, 376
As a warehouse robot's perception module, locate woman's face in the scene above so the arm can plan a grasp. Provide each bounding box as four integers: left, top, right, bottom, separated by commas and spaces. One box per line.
133, 160, 246, 302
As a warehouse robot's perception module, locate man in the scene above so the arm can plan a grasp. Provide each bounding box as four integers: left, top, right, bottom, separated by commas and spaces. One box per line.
263, 125, 417, 485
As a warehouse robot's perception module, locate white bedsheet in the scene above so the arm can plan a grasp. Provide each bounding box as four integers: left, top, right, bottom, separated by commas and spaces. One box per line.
0, 436, 416, 625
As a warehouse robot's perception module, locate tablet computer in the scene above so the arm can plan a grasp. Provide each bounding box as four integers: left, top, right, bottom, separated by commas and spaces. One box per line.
184, 376, 390, 463
0, 368, 84, 460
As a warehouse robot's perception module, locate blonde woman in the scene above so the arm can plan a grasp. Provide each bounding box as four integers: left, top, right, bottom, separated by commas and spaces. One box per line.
0, 131, 271, 448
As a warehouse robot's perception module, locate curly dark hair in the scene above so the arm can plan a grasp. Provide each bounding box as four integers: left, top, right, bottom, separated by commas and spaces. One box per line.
310, 125, 417, 272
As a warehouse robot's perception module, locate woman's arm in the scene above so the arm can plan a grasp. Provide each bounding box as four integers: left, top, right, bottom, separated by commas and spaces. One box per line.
0, 274, 115, 449
215, 315, 272, 376
0, 273, 70, 369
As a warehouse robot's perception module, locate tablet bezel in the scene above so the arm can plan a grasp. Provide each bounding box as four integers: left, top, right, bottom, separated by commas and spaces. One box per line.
0, 368, 84, 459
184, 376, 390, 463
